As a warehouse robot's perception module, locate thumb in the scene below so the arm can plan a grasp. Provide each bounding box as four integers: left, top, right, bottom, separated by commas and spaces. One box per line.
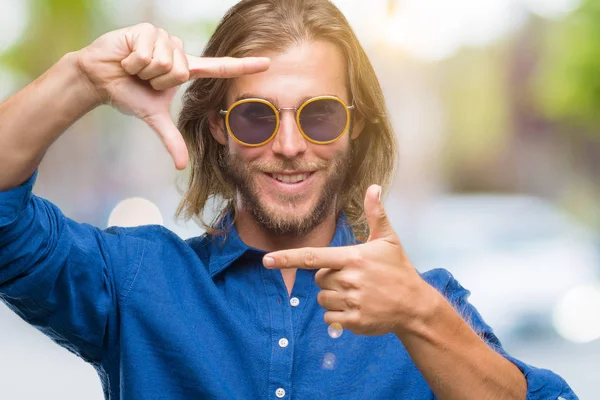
143, 111, 189, 170
364, 184, 394, 242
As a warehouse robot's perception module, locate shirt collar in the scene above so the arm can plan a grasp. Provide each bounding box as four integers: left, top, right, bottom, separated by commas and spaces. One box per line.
207, 211, 358, 278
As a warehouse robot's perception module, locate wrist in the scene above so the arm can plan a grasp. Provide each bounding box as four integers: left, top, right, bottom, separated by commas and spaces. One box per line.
394, 279, 447, 340
64, 50, 104, 109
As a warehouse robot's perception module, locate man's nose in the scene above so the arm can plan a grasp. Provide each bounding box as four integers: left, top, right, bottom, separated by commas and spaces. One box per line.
271, 111, 308, 159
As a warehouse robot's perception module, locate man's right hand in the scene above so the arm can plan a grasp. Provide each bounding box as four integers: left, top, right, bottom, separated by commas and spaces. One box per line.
75, 23, 270, 170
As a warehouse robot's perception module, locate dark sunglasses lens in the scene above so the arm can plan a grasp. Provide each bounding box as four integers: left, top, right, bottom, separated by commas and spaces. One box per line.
299, 99, 348, 142
228, 102, 277, 145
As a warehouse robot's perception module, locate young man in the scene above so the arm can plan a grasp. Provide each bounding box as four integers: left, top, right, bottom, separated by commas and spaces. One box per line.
0, 0, 576, 399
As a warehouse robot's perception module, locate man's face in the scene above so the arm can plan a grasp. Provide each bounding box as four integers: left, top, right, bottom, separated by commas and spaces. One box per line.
213, 41, 358, 236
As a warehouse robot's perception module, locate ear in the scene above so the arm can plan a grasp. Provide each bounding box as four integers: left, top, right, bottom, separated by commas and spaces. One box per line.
350, 114, 365, 140
208, 110, 228, 145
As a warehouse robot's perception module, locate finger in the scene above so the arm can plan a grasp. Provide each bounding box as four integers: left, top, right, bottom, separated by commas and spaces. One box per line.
138, 32, 174, 81
315, 268, 339, 290
121, 25, 157, 75
317, 290, 345, 311
263, 245, 360, 270
315, 268, 355, 292
149, 47, 190, 90
364, 184, 395, 242
142, 111, 189, 170
187, 56, 270, 79
323, 311, 350, 328
169, 34, 184, 50
324, 310, 362, 332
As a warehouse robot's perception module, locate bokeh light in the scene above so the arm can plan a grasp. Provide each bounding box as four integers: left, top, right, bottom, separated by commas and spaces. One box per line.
107, 197, 164, 228
327, 323, 343, 339
321, 353, 337, 370
553, 284, 600, 343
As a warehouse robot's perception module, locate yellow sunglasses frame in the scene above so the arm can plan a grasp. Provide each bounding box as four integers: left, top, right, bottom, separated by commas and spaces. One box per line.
219, 95, 355, 147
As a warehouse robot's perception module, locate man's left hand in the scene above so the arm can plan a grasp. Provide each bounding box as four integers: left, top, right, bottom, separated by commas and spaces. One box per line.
263, 184, 435, 336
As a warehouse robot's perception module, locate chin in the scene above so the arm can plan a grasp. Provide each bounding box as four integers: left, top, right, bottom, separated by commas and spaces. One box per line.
250, 191, 334, 237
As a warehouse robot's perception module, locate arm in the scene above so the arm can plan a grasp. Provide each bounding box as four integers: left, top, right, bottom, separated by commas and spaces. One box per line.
0, 23, 182, 191
0, 52, 99, 190
0, 23, 270, 191
0, 172, 146, 363
264, 185, 578, 399
404, 269, 578, 400
396, 277, 526, 399
0, 24, 270, 360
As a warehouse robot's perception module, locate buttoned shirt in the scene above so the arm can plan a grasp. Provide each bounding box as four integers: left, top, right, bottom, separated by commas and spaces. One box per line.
0, 173, 577, 399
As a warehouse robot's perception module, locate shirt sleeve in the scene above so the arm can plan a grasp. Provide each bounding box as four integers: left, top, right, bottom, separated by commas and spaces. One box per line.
423, 268, 579, 400
0, 172, 146, 364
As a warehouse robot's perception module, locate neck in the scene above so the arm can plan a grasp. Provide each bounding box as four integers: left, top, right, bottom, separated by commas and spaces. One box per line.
233, 207, 339, 252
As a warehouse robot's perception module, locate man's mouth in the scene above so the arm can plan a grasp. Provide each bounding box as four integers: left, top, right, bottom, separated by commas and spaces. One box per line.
269, 172, 313, 184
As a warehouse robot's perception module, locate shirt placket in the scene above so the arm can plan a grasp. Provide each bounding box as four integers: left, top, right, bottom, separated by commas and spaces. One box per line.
261, 266, 296, 400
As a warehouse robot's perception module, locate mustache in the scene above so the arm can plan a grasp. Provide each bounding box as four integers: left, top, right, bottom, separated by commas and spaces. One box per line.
249, 159, 328, 173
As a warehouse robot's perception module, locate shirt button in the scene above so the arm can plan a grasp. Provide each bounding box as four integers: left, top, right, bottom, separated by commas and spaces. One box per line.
275, 388, 286, 398
290, 297, 300, 307
278, 338, 289, 348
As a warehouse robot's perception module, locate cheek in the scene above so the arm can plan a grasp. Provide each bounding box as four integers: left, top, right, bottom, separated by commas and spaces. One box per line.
311, 138, 350, 162
228, 141, 265, 162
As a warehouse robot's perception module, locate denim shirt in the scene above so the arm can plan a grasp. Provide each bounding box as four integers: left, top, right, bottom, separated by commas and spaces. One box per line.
0, 172, 577, 400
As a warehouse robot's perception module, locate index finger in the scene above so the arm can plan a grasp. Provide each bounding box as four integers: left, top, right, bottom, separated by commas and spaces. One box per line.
263, 246, 357, 270
186, 55, 270, 79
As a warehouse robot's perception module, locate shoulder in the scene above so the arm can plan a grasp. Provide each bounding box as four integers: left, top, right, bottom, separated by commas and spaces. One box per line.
101, 224, 199, 250
103, 224, 180, 241
98, 225, 214, 293
98, 224, 205, 265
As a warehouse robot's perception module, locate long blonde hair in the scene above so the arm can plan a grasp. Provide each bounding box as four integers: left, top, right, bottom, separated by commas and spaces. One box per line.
176, 0, 397, 239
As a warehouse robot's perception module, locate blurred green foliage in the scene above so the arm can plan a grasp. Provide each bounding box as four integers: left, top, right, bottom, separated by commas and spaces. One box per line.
0, 0, 220, 79
441, 45, 512, 170
1, 0, 597, 226
0, 0, 107, 78
535, 0, 600, 134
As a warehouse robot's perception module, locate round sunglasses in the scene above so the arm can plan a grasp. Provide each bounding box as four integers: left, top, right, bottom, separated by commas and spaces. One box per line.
219, 95, 355, 147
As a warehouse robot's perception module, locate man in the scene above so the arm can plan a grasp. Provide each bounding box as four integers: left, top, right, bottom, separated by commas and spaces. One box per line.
0, 0, 576, 399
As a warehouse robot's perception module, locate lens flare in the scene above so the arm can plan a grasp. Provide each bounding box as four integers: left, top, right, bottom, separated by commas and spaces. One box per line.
328, 323, 343, 339
322, 352, 337, 370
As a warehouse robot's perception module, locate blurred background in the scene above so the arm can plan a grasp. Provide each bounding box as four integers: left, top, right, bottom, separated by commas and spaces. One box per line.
1, 0, 599, 398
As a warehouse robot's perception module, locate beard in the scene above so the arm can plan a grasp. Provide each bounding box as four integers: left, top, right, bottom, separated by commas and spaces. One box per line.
221, 145, 353, 237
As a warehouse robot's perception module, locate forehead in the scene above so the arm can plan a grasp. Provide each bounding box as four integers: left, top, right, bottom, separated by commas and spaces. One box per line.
227, 40, 349, 106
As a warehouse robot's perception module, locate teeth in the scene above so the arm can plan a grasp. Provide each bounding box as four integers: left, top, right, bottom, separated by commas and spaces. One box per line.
271, 173, 309, 183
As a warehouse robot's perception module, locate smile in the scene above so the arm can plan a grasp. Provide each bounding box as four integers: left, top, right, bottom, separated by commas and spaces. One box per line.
270, 173, 311, 184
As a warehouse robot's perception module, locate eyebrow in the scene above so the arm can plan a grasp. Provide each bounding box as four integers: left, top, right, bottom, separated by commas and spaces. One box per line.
234, 93, 277, 104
